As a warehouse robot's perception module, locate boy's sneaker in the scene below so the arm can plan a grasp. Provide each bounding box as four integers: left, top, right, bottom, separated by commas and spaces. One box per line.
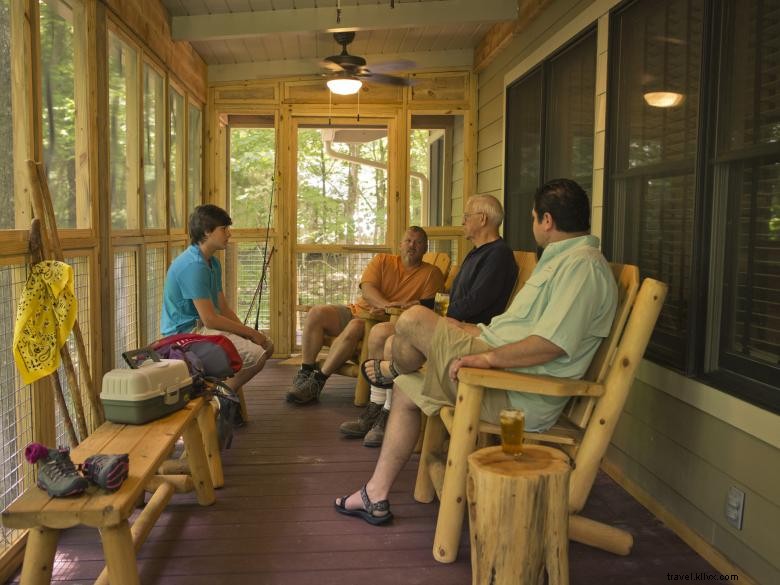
82, 454, 130, 491
36, 448, 89, 497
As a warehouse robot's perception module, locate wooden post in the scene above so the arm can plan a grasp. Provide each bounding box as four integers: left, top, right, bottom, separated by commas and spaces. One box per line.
467, 445, 571, 585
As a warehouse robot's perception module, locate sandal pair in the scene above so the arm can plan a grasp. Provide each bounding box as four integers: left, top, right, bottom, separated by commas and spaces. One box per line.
335, 485, 393, 525
360, 359, 400, 389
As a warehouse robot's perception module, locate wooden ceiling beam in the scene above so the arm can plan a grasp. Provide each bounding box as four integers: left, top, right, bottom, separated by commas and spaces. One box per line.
172, 0, 517, 41
208, 49, 474, 83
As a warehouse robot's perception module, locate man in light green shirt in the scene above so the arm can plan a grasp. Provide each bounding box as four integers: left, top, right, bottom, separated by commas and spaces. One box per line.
335, 178, 617, 525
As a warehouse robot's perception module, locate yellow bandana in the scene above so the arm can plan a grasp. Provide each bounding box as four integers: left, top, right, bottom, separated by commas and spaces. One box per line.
13, 261, 78, 385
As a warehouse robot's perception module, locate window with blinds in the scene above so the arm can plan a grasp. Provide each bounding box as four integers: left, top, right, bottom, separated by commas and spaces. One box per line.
709, 0, 780, 400
607, 0, 703, 372
504, 29, 596, 251
607, 0, 779, 411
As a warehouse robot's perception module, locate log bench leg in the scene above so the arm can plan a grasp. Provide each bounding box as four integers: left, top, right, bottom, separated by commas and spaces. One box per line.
20, 526, 60, 585
181, 418, 216, 506
197, 400, 224, 488
237, 387, 249, 423
99, 520, 140, 585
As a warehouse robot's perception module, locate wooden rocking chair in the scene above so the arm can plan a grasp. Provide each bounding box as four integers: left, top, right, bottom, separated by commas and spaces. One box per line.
302, 251, 451, 406
414, 264, 667, 563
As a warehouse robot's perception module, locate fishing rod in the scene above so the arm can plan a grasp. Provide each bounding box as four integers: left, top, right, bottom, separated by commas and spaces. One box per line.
243, 177, 275, 329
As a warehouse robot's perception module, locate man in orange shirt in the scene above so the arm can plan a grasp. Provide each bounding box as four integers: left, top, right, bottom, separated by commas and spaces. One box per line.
287, 227, 444, 405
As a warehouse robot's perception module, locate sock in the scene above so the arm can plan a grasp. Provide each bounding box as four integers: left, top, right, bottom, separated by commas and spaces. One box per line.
313, 370, 329, 383
384, 388, 392, 410
301, 363, 316, 372
369, 386, 387, 405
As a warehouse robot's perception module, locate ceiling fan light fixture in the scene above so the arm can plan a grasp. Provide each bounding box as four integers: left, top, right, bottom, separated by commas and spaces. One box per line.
327, 77, 362, 95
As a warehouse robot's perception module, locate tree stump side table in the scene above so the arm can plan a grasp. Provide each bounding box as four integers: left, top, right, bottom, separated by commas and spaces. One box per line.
467, 445, 571, 585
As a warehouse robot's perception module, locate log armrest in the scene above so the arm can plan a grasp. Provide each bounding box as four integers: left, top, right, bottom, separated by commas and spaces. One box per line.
457, 367, 604, 398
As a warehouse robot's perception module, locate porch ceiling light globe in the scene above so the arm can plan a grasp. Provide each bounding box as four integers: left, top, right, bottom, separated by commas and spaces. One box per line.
643, 91, 685, 108
327, 77, 363, 95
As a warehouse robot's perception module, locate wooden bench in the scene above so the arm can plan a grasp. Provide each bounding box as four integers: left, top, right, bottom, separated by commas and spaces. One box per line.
1, 397, 221, 585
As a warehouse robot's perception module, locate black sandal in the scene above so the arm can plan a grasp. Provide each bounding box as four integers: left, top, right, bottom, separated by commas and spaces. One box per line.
360, 359, 400, 390
334, 485, 393, 525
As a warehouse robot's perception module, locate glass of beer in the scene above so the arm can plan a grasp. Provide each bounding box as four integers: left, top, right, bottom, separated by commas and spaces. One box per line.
499, 409, 525, 457
434, 292, 450, 316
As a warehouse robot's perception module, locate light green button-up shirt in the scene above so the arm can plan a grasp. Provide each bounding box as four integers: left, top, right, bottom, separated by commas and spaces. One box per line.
477, 234, 617, 431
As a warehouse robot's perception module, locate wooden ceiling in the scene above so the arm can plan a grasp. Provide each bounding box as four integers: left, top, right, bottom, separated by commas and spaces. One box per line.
160, 0, 518, 82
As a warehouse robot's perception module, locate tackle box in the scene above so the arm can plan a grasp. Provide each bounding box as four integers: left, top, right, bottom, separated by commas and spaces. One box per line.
101, 358, 194, 424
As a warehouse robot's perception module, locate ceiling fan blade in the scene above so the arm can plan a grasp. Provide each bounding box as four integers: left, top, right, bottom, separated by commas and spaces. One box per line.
319, 58, 345, 72
367, 59, 417, 74
361, 72, 413, 87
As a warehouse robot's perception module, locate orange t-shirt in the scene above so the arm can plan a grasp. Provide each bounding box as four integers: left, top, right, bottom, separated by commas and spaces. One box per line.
351, 254, 444, 314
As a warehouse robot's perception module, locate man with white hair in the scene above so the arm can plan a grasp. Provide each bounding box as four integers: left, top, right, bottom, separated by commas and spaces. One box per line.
339, 194, 517, 447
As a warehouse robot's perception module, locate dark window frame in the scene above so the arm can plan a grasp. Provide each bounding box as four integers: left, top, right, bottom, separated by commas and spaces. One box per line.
504, 26, 597, 251
604, 0, 780, 413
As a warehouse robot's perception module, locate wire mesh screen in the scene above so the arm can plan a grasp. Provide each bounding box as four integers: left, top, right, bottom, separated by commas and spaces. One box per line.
0, 262, 34, 555
295, 252, 374, 343
227, 242, 272, 330
54, 255, 94, 443
145, 247, 165, 345
113, 250, 138, 368
168, 243, 185, 266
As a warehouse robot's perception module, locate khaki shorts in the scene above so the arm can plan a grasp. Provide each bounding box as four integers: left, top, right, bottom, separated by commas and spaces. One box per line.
193, 326, 266, 369
395, 319, 511, 425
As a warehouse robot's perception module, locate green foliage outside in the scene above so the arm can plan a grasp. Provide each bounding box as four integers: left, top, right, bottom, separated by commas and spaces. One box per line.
108, 33, 133, 229
230, 127, 275, 229
296, 128, 387, 245
408, 129, 430, 226
0, 0, 13, 230
40, 0, 77, 228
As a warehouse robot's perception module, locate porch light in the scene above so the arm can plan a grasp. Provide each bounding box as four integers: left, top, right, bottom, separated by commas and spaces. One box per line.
643, 91, 685, 108
327, 77, 362, 95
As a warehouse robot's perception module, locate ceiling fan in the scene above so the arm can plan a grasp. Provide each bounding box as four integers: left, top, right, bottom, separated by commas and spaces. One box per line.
320, 32, 414, 94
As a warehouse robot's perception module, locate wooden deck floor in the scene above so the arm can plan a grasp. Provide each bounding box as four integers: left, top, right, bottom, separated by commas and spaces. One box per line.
7, 360, 718, 584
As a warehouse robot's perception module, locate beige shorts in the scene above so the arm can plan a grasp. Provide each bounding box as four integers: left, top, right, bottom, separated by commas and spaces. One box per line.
193, 326, 266, 369
394, 318, 510, 425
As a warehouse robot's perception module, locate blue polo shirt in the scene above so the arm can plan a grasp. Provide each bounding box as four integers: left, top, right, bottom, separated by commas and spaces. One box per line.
160, 245, 223, 335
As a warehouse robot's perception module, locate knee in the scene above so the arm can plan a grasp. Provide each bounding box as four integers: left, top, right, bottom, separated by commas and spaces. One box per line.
305, 304, 338, 333
396, 305, 429, 336
368, 322, 394, 352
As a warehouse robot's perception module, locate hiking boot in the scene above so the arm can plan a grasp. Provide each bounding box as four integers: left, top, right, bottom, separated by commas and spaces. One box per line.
292, 368, 313, 388
36, 448, 89, 497
363, 408, 389, 448
339, 402, 384, 438
286, 372, 326, 405
82, 454, 130, 491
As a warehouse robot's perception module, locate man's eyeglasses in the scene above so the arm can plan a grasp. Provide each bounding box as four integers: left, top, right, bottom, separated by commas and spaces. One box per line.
463, 211, 484, 220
